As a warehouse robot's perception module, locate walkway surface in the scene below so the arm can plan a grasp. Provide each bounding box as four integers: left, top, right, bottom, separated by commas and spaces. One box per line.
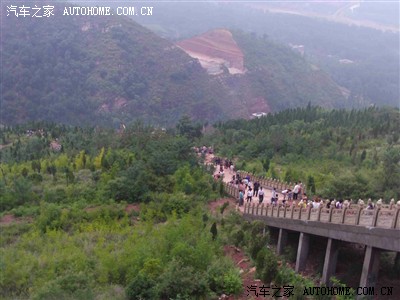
206, 154, 284, 213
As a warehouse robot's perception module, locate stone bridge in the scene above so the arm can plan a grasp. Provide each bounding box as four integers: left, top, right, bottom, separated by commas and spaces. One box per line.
222, 182, 400, 294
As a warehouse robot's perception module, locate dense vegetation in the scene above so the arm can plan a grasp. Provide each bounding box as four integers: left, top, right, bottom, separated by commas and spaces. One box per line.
232, 31, 346, 111
1, 1, 228, 126
4, 1, 389, 128
202, 106, 400, 201
0, 120, 245, 299
1, 107, 399, 299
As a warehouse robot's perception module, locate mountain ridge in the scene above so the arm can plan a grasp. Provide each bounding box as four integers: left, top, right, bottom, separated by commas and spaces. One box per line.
2, 3, 352, 126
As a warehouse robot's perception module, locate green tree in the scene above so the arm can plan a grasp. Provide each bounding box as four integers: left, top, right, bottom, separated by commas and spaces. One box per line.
307, 175, 316, 196
176, 115, 202, 140
210, 222, 218, 240
261, 157, 270, 173
64, 168, 75, 186
381, 147, 400, 192
21, 167, 28, 178
360, 150, 367, 162
74, 150, 87, 170
46, 164, 57, 179
31, 160, 41, 173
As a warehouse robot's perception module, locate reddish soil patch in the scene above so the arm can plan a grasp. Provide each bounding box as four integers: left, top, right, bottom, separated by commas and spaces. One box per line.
177, 29, 245, 75
0, 214, 16, 225
125, 203, 140, 214
0, 214, 32, 226
208, 198, 238, 215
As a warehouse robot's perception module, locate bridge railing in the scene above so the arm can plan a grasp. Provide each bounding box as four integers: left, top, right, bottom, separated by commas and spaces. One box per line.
232, 171, 397, 209
242, 202, 400, 230
236, 171, 293, 191
223, 183, 400, 230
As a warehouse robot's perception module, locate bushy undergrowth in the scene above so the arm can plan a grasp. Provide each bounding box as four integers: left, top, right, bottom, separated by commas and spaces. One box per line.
0, 206, 243, 299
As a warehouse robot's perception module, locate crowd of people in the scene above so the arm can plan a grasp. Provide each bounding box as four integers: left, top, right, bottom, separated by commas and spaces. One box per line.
202, 149, 395, 211
212, 157, 234, 180
231, 173, 383, 211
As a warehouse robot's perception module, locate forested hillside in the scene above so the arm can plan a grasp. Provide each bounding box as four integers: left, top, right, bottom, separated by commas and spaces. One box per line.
135, 2, 399, 108
231, 31, 346, 111
4, 1, 390, 127
1, 1, 229, 126
203, 106, 400, 200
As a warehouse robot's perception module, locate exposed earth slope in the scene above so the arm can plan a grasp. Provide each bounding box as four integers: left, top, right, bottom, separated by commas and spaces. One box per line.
177, 29, 245, 75
178, 29, 347, 114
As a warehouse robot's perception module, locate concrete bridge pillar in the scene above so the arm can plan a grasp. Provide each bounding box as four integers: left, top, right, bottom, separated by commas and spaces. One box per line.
359, 246, 380, 290
321, 238, 339, 286
277, 228, 288, 255
295, 232, 310, 272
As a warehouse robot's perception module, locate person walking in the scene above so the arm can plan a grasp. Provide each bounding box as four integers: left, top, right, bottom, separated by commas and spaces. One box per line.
239, 190, 244, 206
258, 187, 264, 204
293, 182, 300, 200
247, 188, 253, 203
253, 181, 260, 197
271, 188, 278, 205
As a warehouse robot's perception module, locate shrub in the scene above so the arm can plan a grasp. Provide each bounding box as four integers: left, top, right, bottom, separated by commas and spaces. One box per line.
283, 245, 297, 263
250, 220, 266, 237
206, 258, 233, 295
233, 229, 245, 247
259, 249, 278, 284
277, 270, 315, 300
157, 260, 209, 299
330, 277, 355, 300
223, 269, 243, 295
126, 273, 158, 300
35, 202, 62, 233
210, 222, 218, 240
219, 181, 224, 195
28, 173, 43, 183
255, 248, 267, 270
274, 266, 298, 286
32, 272, 93, 300
220, 201, 229, 215
249, 235, 268, 260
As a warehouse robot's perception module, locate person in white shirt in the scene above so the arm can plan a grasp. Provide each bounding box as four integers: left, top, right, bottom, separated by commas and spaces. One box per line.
312, 198, 320, 209
258, 187, 265, 203
247, 188, 253, 203
293, 182, 300, 200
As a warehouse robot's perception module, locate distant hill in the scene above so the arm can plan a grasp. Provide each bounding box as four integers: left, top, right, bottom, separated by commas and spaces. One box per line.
1, 2, 359, 126
0, 2, 229, 126
134, 2, 399, 109
177, 29, 347, 116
